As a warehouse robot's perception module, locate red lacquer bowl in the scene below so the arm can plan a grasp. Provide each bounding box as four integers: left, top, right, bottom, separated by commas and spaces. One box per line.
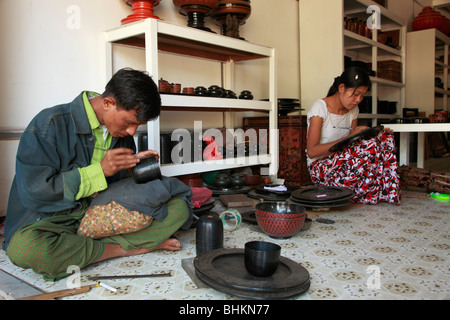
255, 202, 306, 239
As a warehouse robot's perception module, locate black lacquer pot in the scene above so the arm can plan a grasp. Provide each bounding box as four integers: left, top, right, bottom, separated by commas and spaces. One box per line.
131, 155, 162, 184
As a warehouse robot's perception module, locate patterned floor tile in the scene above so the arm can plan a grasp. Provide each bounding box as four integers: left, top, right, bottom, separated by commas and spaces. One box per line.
0, 190, 448, 300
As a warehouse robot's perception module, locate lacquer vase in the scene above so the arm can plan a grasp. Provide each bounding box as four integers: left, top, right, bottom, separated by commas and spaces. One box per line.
121, 0, 162, 25
173, 0, 219, 32
212, 0, 251, 39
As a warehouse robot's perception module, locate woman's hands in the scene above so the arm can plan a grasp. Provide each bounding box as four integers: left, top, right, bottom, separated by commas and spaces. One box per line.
307, 118, 369, 159
349, 126, 370, 135
351, 126, 393, 136
100, 148, 159, 177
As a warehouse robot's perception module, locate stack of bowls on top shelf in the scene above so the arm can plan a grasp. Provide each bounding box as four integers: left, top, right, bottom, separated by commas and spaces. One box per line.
412, 6, 450, 36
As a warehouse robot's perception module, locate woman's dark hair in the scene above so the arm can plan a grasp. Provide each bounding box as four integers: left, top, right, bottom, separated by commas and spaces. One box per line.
326, 66, 372, 97
102, 68, 161, 122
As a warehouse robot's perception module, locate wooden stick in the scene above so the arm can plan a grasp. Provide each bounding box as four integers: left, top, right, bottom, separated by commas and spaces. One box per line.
18, 284, 98, 300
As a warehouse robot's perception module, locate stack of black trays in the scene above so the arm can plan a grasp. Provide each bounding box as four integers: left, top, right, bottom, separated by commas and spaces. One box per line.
289, 186, 354, 209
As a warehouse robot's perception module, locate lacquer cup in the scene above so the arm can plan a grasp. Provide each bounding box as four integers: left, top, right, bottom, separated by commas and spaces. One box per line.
244, 241, 281, 277
196, 214, 224, 255
131, 155, 162, 184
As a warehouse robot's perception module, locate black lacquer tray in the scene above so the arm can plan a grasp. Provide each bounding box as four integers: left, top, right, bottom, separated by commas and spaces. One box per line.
194, 248, 310, 299
247, 190, 290, 201
207, 185, 251, 196
291, 186, 354, 203
329, 126, 384, 153
193, 198, 216, 216
288, 197, 353, 209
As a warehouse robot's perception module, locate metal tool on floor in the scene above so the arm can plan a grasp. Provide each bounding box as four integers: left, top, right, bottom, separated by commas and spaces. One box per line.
88, 272, 172, 281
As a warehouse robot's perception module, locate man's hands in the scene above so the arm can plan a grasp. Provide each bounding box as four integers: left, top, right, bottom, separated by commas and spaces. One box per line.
100, 148, 159, 177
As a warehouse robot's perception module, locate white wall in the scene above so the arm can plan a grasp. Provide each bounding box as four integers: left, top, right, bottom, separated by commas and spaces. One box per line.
0, 0, 300, 130
0, 0, 300, 216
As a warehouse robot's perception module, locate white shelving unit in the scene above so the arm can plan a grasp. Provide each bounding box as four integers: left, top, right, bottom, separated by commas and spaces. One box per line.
101, 18, 278, 177
300, 0, 406, 125
406, 28, 450, 116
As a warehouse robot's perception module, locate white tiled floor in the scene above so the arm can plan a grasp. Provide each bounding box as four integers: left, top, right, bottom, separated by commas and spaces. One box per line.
0, 190, 449, 300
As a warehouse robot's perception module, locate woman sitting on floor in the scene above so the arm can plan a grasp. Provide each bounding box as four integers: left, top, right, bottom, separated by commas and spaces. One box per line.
306, 66, 401, 205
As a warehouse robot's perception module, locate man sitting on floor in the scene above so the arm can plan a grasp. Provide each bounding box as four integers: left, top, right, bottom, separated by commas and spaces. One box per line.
2, 68, 192, 281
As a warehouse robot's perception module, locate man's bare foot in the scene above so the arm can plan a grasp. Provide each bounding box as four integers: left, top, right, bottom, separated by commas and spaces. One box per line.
150, 238, 181, 252
96, 238, 181, 262
96, 244, 151, 262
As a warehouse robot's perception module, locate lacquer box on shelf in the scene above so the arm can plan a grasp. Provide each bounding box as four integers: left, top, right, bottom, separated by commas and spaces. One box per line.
243, 116, 312, 187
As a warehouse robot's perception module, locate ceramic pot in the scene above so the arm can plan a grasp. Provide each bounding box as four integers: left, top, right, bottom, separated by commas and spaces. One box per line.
159, 78, 170, 92
207, 85, 224, 97
173, 0, 219, 31
213, 0, 251, 39
244, 241, 281, 277
239, 90, 253, 100
195, 86, 208, 95
183, 87, 195, 94
170, 83, 181, 93
243, 174, 261, 186
131, 156, 162, 184
121, 0, 162, 25
411, 6, 448, 33
200, 171, 219, 185
224, 89, 237, 99
196, 214, 223, 255
230, 173, 246, 187
213, 173, 231, 188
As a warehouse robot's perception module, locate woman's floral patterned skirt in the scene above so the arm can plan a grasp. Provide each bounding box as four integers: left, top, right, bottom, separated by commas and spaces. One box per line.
308, 131, 401, 205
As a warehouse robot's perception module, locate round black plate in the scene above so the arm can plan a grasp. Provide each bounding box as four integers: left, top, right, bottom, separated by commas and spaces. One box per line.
247, 190, 290, 201
207, 185, 251, 195
288, 197, 353, 209
290, 192, 354, 205
194, 248, 310, 299
196, 271, 310, 300
329, 126, 384, 153
291, 186, 354, 203
193, 203, 215, 216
